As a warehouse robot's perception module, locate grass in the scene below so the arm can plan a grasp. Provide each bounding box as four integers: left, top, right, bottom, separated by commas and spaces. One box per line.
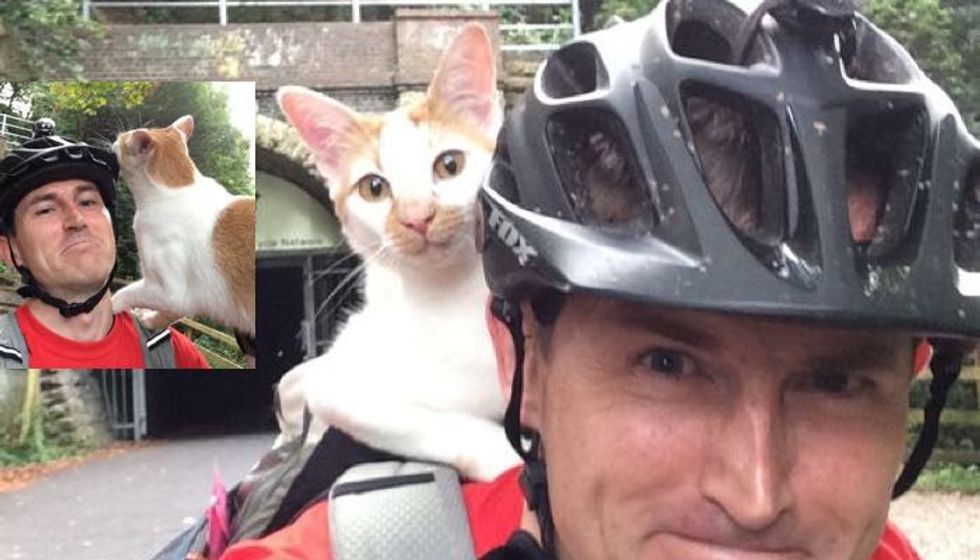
915, 463, 980, 494
0, 441, 89, 468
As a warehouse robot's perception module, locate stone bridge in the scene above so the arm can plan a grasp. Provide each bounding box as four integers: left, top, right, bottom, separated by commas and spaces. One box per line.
69, 9, 540, 114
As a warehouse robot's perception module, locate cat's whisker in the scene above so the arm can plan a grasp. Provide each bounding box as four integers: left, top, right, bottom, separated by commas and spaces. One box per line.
313, 247, 386, 321
311, 250, 367, 280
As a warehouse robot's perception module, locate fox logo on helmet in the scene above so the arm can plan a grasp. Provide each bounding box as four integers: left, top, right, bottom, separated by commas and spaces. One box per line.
487, 206, 538, 266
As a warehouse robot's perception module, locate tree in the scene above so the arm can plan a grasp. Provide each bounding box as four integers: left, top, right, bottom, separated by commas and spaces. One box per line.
863, 0, 976, 134
0, 1, 98, 79
592, 0, 658, 30
25, 81, 156, 139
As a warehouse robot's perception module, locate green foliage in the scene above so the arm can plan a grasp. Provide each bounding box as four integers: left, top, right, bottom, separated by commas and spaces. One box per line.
864, 0, 977, 135
0, 372, 89, 468
500, 6, 574, 47
44, 81, 153, 117
916, 462, 980, 494
95, 5, 352, 24
179, 318, 249, 369
0, 0, 99, 79
594, 0, 658, 29
910, 379, 979, 410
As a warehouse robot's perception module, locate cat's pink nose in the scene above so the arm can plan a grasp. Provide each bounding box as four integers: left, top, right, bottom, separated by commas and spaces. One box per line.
399, 201, 435, 234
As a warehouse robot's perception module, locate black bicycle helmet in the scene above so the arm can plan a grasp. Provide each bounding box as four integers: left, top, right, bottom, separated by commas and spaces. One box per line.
0, 119, 118, 233
480, 0, 979, 554
0, 119, 120, 317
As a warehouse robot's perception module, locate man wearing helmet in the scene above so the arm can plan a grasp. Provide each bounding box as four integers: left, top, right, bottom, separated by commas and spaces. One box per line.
221, 0, 977, 558
0, 119, 209, 369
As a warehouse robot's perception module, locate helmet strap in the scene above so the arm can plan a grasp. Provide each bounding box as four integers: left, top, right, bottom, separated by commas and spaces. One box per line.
491, 297, 559, 559
520, 433, 558, 559
891, 340, 964, 498
14, 255, 117, 318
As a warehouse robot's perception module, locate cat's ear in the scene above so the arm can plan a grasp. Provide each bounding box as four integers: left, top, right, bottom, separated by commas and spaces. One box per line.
428, 23, 499, 134
127, 130, 154, 156
172, 115, 194, 139
277, 86, 360, 175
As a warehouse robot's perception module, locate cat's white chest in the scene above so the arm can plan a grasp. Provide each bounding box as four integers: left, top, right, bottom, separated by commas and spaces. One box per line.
320, 264, 501, 418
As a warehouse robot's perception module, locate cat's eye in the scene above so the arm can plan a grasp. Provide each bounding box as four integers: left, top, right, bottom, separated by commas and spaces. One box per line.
355, 174, 391, 202
433, 150, 466, 180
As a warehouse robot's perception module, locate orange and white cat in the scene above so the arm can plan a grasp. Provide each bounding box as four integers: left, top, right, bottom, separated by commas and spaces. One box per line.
276, 23, 518, 480
112, 116, 256, 338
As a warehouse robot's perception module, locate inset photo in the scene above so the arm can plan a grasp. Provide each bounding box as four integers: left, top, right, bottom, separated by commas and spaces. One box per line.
0, 81, 256, 369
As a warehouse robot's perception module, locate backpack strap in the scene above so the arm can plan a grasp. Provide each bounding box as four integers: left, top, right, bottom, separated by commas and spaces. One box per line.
0, 311, 28, 368
131, 314, 177, 369
329, 461, 476, 560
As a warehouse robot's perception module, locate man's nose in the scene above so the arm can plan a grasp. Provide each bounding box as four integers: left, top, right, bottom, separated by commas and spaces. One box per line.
698, 392, 794, 531
63, 204, 87, 229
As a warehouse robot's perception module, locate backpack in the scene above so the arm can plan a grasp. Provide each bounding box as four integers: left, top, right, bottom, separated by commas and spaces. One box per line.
153, 393, 482, 560
152, 409, 399, 559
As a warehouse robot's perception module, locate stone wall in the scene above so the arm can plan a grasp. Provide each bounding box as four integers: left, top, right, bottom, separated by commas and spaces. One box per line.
0, 370, 111, 449
52, 9, 543, 116
39, 370, 112, 447
76, 10, 504, 112
0, 370, 25, 438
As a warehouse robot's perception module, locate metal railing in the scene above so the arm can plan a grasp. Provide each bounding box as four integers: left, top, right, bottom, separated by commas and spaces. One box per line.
0, 113, 34, 148
80, 0, 579, 51
95, 369, 147, 441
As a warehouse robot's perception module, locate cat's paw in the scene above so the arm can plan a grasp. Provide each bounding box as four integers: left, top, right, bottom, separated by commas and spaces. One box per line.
456, 435, 522, 482
132, 308, 180, 330
111, 294, 131, 315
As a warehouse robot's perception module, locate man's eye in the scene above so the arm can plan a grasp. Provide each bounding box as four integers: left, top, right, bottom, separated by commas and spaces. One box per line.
80, 198, 99, 207
804, 372, 870, 397
35, 207, 53, 216
640, 349, 697, 378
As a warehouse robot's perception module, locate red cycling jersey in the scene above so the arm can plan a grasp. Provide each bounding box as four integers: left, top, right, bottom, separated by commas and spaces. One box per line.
16, 305, 210, 369
220, 467, 919, 560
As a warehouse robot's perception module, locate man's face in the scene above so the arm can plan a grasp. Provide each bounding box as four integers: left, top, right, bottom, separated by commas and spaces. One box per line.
6, 179, 115, 300
521, 295, 914, 560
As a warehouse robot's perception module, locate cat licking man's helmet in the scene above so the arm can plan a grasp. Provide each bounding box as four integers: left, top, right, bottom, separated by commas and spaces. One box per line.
0, 119, 209, 369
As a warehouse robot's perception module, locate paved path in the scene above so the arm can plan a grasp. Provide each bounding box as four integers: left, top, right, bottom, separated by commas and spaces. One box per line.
0, 433, 275, 560
890, 491, 980, 560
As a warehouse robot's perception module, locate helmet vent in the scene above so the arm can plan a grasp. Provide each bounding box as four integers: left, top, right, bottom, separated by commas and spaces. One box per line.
487, 160, 521, 205
546, 108, 656, 230
954, 161, 980, 272
665, 0, 769, 66
842, 18, 914, 85
486, 130, 521, 204
845, 107, 925, 261
540, 42, 608, 99
683, 86, 786, 247
671, 20, 731, 63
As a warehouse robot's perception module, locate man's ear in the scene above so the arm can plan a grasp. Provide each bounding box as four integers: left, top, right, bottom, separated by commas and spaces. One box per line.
486, 297, 516, 403
484, 297, 544, 431
0, 236, 18, 267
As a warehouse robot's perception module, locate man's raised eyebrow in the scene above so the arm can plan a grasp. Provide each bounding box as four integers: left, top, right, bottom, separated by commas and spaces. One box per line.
22, 192, 58, 207
802, 341, 907, 376
73, 183, 100, 197
607, 303, 722, 350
